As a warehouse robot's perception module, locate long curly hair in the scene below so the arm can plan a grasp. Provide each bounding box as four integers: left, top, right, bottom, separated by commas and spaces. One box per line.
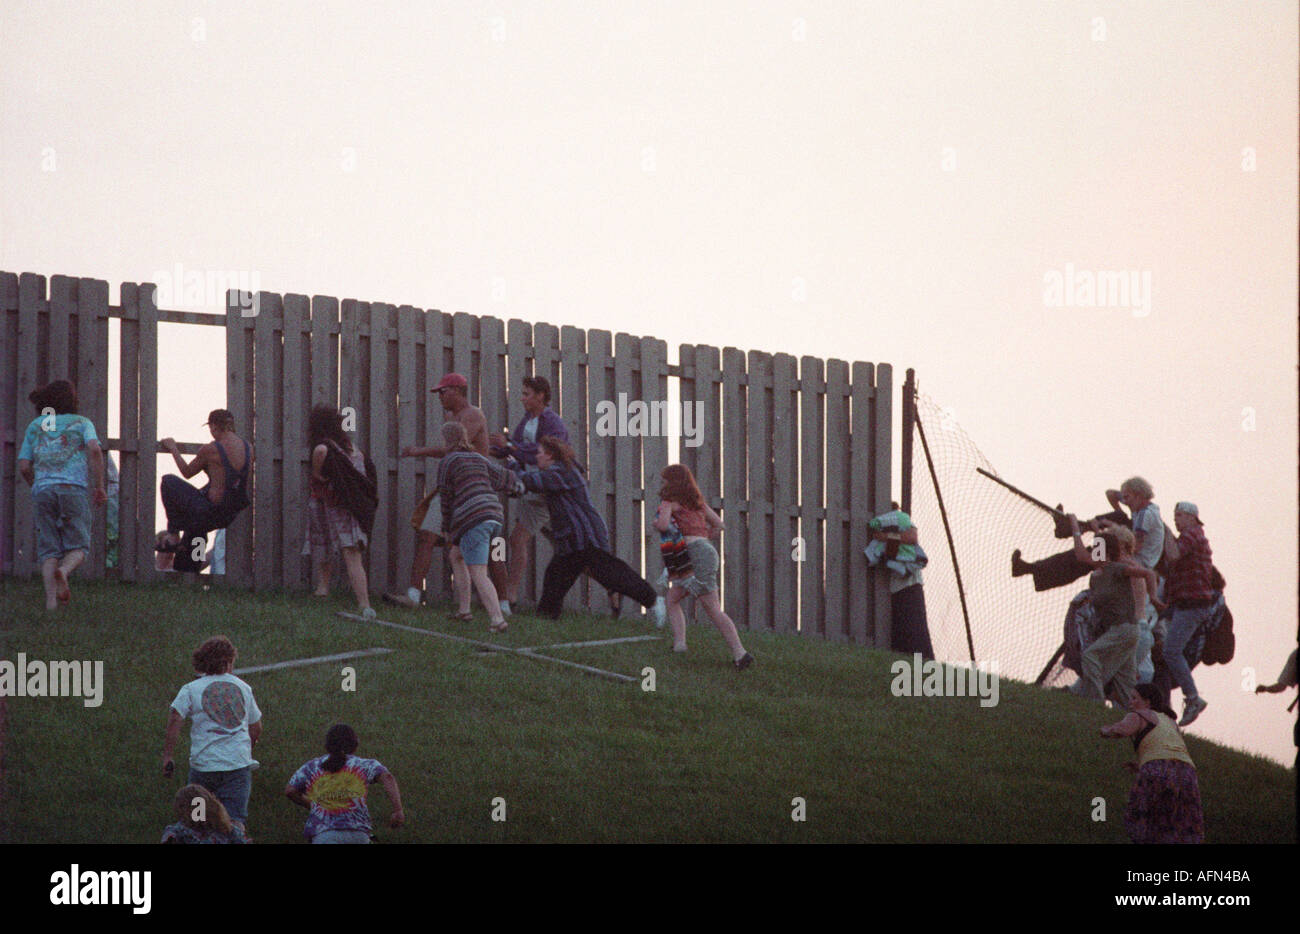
658, 464, 703, 511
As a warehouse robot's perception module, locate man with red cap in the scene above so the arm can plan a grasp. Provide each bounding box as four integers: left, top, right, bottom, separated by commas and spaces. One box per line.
386, 374, 499, 609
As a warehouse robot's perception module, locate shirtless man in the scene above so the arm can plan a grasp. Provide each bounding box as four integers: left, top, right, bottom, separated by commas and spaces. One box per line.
386, 373, 506, 610
157, 409, 252, 573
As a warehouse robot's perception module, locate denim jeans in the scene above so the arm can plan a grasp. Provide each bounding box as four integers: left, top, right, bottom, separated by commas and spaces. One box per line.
189, 765, 253, 823
1163, 604, 1213, 701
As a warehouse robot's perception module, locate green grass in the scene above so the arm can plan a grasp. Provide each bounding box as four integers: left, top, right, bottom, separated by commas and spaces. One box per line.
0, 578, 1292, 843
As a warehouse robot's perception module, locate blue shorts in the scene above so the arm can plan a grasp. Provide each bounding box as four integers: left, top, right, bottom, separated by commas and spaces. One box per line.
34, 485, 91, 562
457, 519, 502, 566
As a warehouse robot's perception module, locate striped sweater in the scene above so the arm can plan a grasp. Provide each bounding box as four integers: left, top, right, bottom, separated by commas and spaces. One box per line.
437, 451, 521, 543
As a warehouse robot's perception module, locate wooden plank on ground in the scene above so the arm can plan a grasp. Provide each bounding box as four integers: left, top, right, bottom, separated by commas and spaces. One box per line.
799, 355, 826, 638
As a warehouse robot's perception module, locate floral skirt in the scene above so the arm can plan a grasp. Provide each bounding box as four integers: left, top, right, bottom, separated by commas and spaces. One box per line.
302, 497, 366, 557
1125, 759, 1204, 844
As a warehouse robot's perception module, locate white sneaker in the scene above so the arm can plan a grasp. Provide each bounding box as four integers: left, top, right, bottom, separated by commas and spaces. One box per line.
1178, 695, 1207, 727
499, 600, 512, 617
653, 596, 666, 628
362, 607, 377, 620
407, 587, 422, 605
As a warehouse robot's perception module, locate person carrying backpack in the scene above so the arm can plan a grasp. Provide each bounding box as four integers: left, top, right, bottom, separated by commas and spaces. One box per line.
302, 405, 377, 618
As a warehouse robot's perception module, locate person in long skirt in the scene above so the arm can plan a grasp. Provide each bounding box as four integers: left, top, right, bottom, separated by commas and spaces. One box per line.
1100, 682, 1204, 843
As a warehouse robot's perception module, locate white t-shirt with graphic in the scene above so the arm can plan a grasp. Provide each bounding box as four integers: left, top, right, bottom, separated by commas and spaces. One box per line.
170, 673, 262, 772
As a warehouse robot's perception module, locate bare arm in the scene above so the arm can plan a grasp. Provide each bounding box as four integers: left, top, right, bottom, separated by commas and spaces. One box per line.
18, 459, 34, 486
248, 719, 262, 746
703, 504, 725, 533
285, 784, 311, 809
653, 501, 674, 533
380, 772, 405, 827
461, 408, 489, 455
162, 708, 184, 773
1100, 711, 1145, 738
311, 444, 328, 482
162, 439, 208, 479
86, 440, 107, 505
1069, 515, 1099, 566
1105, 489, 1123, 511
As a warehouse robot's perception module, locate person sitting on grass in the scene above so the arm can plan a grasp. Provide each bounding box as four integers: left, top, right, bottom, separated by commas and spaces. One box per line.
162, 636, 262, 832
17, 379, 107, 610
285, 724, 405, 844
1099, 682, 1204, 844
1064, 520, 1162, 707
161, 784, 249, 844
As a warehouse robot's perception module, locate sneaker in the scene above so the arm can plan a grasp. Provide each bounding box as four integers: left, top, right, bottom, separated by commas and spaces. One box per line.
1178, 695, 1207, 727
499, 600, 513, 618
1052, 506, 1073, 539
734, 652, 755, 671
1011, 549, 1031, 578
382, 592, 417, 608
361, 607, 377, 620
653, 596, 666, 628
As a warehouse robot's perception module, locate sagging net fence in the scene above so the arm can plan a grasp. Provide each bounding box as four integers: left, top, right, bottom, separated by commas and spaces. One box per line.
908, 391, 1073, 686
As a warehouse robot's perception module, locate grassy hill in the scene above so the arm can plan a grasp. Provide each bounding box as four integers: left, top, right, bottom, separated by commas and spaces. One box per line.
0, 578, 1292, 843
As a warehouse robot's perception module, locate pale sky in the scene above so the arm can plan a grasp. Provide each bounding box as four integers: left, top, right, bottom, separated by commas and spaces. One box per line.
3, 1, 1296, 765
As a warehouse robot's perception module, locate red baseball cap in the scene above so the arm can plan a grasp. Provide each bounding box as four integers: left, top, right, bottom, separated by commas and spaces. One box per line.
432, 373, 468, 393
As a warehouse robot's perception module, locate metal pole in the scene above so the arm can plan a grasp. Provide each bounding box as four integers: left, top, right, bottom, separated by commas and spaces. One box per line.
915, 411, 976, 663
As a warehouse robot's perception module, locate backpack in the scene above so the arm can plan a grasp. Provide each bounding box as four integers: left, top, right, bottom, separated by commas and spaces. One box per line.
324, 441, 378, 539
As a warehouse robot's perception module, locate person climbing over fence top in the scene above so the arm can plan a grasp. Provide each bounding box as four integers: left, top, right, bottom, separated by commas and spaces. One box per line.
1104, 477, 1164, 571
1064, 519, 1162, 707
156, 408, 251, 573
866, 503, 934, 661
1162, 502, 1215, 727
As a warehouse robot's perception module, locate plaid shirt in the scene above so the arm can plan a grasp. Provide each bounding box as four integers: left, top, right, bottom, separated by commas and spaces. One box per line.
1166, 523, 1215, 605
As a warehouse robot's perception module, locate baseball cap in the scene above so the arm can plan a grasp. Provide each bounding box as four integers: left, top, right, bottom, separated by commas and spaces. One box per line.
1174, 502, 1204, 525
432, 373, 469, 393
204, 409, 235, 428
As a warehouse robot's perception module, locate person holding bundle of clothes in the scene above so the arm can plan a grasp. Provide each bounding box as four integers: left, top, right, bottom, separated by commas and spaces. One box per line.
653, 463, 752, 669
302, 405, 378, 619
1099, 683, 1204, 844
866, 503, 934, 661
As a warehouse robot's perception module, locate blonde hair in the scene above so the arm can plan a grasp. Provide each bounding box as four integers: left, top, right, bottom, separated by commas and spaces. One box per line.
441, 421, 472, 453
174, 784, 233, 835
1120, 476, 1153, 500
1111, 526, 1136, 556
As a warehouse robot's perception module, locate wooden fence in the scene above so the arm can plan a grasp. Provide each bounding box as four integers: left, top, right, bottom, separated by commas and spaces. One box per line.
1, 271, 898, 645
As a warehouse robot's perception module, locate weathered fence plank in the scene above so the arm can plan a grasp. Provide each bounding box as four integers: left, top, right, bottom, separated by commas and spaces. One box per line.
282, 294, 309, 589
771, 352, 798, 633
823, 359, 851, 642
746, 350, 773, 632
368, 302, 395, 594
559, 324, 588, 610
0, 273, 18, 574
799, 355, 825, 638
224, 289, 254, 587
135, 281, 159, 582
12, 274, 43, 577
78, 277, 110, 579
721, 346, 748, 625
849, 362, 874, 646
871, 362, 894, 648
612, 333, 639, 584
